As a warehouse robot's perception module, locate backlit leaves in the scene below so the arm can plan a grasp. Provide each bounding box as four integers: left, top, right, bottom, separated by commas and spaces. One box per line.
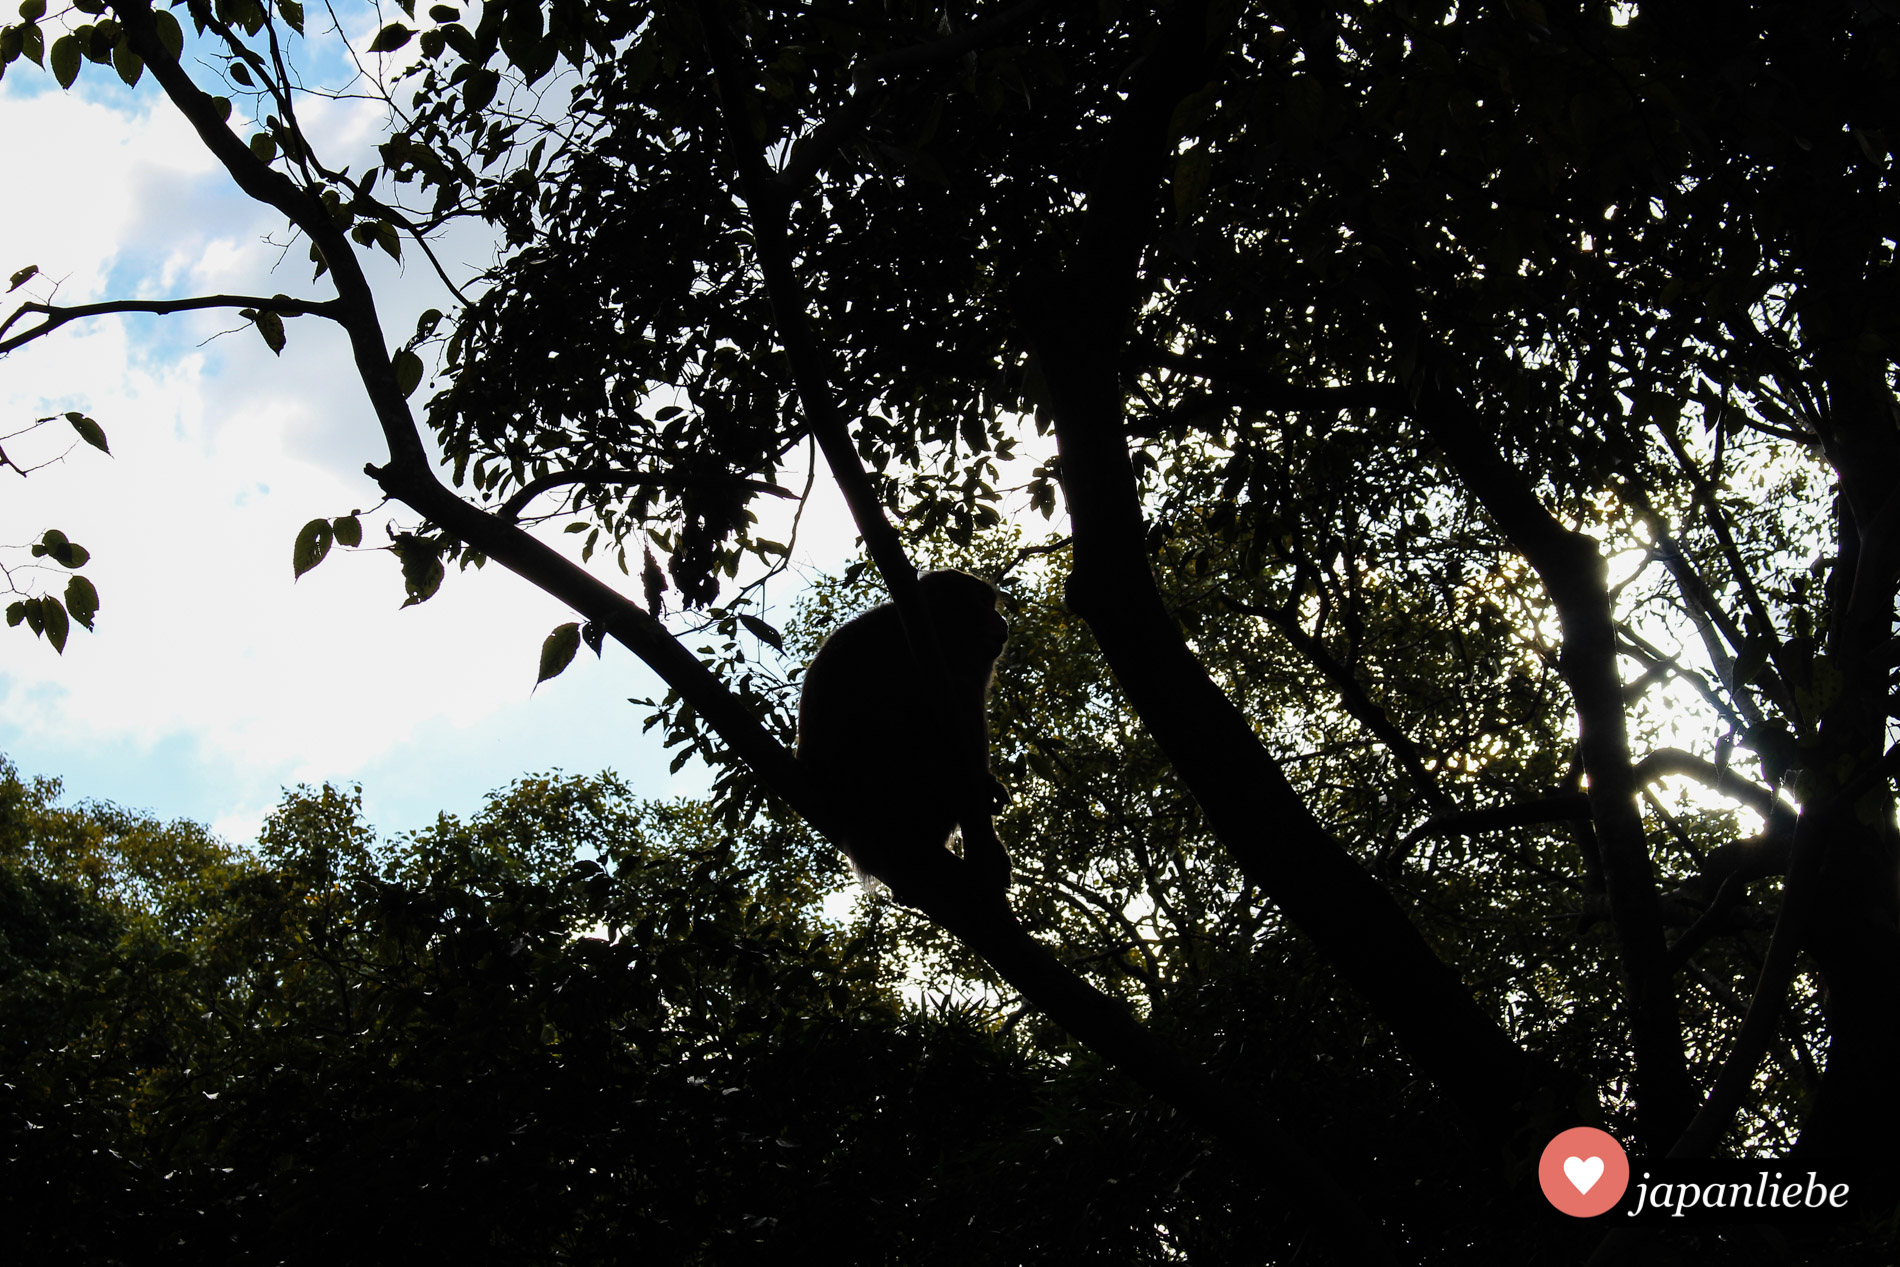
392, 532, 445, 607
368, 22, 412, 53
393, 348, 424, 397
7, 594, 70, 652
31, 528, 88, 569
66, 411, 109, 454
536, 621, 581, 687
239, 305, 286, 353
293, 518, 332, 579
48, 32, 77, 86
64, 574, 99, 629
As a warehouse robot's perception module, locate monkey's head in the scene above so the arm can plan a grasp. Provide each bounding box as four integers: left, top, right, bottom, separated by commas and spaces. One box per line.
919, 569, 1008, 666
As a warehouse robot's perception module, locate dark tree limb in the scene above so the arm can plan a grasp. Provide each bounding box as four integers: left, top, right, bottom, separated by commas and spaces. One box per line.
1671, 742, 1900, 1159
1395, 793, 1594, 858
1653, 420, 1805, 727
913, 861, 1397, 1264
1139, 349, 1400, 417
1019, 0, 1550, 1150
1630, 748, 1784, 824
1615, 623, 1753, 735
498, 469, 796, 523
1409, 377, 1692, 1148
694, 0, 919, 608
0, 295, 340, 355
690, 2, 1392, 1243
1224, 593, 1456, 815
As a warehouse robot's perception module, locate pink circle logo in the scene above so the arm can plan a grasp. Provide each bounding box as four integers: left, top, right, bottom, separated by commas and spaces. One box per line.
1539, 1127, 1630, 1217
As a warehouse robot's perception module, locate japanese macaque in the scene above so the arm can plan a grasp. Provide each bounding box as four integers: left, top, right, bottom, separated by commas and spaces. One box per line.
796, 569, 1012, 902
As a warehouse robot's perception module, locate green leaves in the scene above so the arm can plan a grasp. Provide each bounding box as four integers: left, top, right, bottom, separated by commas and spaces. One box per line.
31, 528, 88, 569
368, 22, 412, 53
738, 613, 783, 652
110, 32, 140, 86
238, 304, 287, 353
351, 218, 402, 261
8, 593, 72, 652
10, 530, 95, 651
48, 32, 77, 87
293, 515, 364, 578
65, 411, 108, 454
392, 348, 424, 397
392, 532, 444, 607
292, 518, 332, 579
153, 8, 183, 59
64, 574, 99, 629
535, 621, 581, 687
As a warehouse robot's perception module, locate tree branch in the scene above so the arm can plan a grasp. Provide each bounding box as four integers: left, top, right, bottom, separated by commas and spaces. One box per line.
1671, 742, 1900, 1158
695, 0, 915, 602
1022, 2, 1549, 1148
1410, 375, 1692, 1146
498, 468, 796, 523
1224, 593, 1456, 816
0, 294, 339, 355
1396, 793, 1593, 856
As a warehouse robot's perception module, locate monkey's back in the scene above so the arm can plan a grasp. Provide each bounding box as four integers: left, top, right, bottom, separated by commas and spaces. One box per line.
797, 606, 987, 845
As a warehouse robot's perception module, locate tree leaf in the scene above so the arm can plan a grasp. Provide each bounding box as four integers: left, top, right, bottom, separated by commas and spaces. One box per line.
293, 517, 332, 579
462, 67, 499, 112
49, 31, 77, 86
41, 595, 68, 652
393, 348, 424, 397
63, 574, 99, 629
111, 34, 141, 86
536, 622, 581, 687
18, 1, 47, 23
152, 7, 183, 59
394, 533, 444, 606
253, 308, 286, 353
33, 528, 88, 568
65, 411, 109, 454
738, 614, 784, 652
278, 0, 304, 36
368, 22, 412, 53
249, 131, 278, 164
332, 514, 362, 547
4, 264, 33, 292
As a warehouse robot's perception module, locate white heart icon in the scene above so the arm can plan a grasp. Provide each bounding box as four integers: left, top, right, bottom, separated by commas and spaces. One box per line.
1564, 1155, 1605, 1195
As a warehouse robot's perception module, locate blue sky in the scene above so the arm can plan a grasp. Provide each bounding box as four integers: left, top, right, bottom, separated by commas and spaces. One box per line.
0, 11, 857, 844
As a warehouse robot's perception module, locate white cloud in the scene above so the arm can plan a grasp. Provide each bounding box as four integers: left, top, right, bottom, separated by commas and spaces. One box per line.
1, 55, 717, 842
